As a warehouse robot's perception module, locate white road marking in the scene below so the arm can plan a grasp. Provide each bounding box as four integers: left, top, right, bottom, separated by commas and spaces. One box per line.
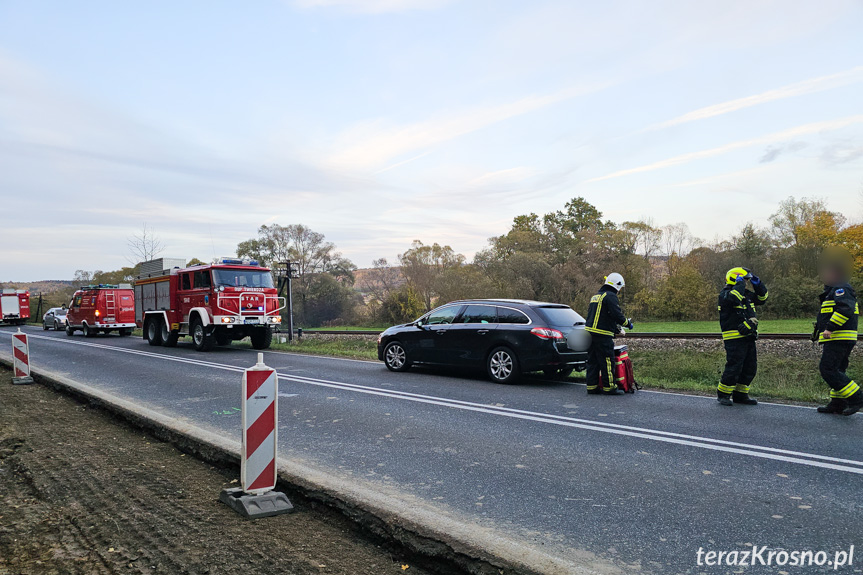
6, 331, 863, 475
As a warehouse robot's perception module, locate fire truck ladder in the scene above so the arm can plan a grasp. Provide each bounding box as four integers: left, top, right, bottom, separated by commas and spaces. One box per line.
105, 290, 116, 319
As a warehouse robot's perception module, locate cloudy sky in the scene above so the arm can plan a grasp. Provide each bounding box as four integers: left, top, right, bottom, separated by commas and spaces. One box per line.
2, 0, 862, 281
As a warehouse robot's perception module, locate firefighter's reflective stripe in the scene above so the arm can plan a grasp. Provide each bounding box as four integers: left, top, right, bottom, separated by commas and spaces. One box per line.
718, 383, 735, 394
590, 293, 606, 332
830, 380, 861, 398
730, 290, 744, 301
819, 330, 859, 343
585, 327, 615, 336
830, 311, 850, 325
722, 330, 747, 341
735, 384, 750, 393
757, 291, 769, 302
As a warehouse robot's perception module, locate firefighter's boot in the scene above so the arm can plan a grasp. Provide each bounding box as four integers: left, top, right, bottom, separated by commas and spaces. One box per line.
602, 386, 624, 396
732, 391, 758, 405
841, 390, 863, 416
817, 397, 847, 414
717, 391, 733, 407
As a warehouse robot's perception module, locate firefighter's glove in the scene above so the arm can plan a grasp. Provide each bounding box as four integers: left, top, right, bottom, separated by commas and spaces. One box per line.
735, 274, 747, 284
625, 318, 635, 330
750, 275, 761, 285
811, 322, 820, 342
750, 318, 759, 326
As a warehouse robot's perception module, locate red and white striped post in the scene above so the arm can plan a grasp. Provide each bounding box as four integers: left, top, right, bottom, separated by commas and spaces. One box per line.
220, 352, 293, 518
12, 328, 34, 385
242, 353, 278, 493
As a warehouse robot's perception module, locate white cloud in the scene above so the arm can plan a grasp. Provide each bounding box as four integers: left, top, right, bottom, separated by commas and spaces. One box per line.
587, 115, 863, 183
293, 0, 453, 14
324, 81, 612, 172
651, 66, 863, 130
468, 167, 537, 188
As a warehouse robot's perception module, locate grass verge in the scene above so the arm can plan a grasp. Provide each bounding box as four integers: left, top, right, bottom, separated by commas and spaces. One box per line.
624, 348, 849, 403
235, 335, 379, 361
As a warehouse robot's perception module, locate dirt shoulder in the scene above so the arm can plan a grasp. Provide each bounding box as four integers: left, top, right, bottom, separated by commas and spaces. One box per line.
0, 369, 437, 575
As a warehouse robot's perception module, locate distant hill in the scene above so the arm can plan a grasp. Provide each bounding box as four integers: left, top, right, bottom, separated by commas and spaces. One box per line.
0, 280, 75, 294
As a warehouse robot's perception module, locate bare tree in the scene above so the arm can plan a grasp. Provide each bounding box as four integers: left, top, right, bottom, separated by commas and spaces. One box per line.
360, 258, 403, 306
127, 223, 166, 265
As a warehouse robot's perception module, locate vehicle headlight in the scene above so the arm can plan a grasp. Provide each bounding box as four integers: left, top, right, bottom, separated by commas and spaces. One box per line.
221, 317, 235, 324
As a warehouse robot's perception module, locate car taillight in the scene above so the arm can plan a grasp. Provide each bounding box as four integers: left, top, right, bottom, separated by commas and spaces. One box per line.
531, 327, 564, 340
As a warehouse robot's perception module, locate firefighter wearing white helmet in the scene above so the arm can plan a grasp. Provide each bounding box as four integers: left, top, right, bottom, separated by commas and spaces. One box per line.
584, 273, 634, 395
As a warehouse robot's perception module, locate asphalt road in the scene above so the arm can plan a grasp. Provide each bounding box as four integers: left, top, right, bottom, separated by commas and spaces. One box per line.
2, 325, 862, 574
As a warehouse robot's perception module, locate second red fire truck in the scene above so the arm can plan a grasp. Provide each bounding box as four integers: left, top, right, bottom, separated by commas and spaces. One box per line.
135, 258, 284, 351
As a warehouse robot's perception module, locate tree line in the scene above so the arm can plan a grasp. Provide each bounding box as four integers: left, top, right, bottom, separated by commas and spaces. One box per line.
236, 195, 863, 327
28, 197, 859, 327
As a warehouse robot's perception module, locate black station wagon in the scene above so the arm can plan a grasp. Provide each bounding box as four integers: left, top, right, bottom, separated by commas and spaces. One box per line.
377, 299, 588, 384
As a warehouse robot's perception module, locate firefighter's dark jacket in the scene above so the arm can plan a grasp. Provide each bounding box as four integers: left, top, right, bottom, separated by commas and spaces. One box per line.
585, 285, 627, 337
718, 281, 768, 341
816, 283, 859, 343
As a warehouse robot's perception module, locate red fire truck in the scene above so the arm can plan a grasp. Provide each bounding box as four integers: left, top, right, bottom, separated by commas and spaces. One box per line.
65, 284, 136, 337
0, 289, 30, 326
135, 258, 284, 351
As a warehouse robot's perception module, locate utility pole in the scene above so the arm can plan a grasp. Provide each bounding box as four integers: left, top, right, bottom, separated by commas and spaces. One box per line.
276, 261, 300, 342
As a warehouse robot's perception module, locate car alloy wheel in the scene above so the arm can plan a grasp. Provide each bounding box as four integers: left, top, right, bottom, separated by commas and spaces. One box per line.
489, 349, 514, 381
385, 343, 407, 370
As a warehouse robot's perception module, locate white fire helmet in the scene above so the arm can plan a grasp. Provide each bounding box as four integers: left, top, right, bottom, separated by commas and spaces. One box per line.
604, 273, 625, 292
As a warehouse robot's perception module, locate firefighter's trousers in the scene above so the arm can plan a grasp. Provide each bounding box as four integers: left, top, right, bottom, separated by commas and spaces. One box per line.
820, 341, 860, 399
586, 335, 617, 392
718, 338, 757, 395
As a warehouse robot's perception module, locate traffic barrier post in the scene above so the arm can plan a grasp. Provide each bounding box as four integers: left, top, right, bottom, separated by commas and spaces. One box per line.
11, 329, 34, 385
220, 352, 293, 519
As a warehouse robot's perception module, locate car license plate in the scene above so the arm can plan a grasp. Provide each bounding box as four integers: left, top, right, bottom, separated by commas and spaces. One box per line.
105, 317, 116, 323
244, 318, 260, 324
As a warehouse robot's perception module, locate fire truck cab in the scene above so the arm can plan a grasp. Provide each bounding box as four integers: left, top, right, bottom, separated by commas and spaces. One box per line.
135, 258, 284, 351
0, 289, 30, 326
66, 285, 136, 337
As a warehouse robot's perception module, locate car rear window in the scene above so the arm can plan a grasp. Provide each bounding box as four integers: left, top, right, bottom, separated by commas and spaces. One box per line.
536, 306, 584, 326
459, 305, 497, 324
496, 307, 530, 324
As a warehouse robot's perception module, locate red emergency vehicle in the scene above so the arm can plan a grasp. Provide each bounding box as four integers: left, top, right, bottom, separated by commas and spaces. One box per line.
65, 285, 136, 337
135, 258, 284, 351
0, 289, 30, 326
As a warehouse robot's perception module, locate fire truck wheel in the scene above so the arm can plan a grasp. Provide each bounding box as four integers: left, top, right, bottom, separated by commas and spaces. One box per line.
160, 322, 178, 347
65, 325, 74, 336
191, 318, 216, 351
146, 318, 164, 346
82, 323, 96, 338
250, 327, 273, 350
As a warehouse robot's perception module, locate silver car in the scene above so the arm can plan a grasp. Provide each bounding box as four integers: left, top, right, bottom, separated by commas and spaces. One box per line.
42, 307, 68, 330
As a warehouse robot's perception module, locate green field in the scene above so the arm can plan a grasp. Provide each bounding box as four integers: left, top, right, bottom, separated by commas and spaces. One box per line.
632, 318, 813, 334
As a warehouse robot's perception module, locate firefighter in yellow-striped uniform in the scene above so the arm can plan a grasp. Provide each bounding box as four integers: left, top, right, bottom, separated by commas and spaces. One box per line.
717, 267, 768, 406
584, 273, 633, 395
814, 252, 862, 415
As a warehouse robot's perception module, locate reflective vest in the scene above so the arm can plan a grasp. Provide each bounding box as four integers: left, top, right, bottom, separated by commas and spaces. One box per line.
718, 282, 768, 341
585, 286, 627, 337
816, 283, 859, 343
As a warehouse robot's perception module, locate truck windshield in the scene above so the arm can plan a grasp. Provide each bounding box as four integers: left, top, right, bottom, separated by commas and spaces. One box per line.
212, 269, 275, 289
